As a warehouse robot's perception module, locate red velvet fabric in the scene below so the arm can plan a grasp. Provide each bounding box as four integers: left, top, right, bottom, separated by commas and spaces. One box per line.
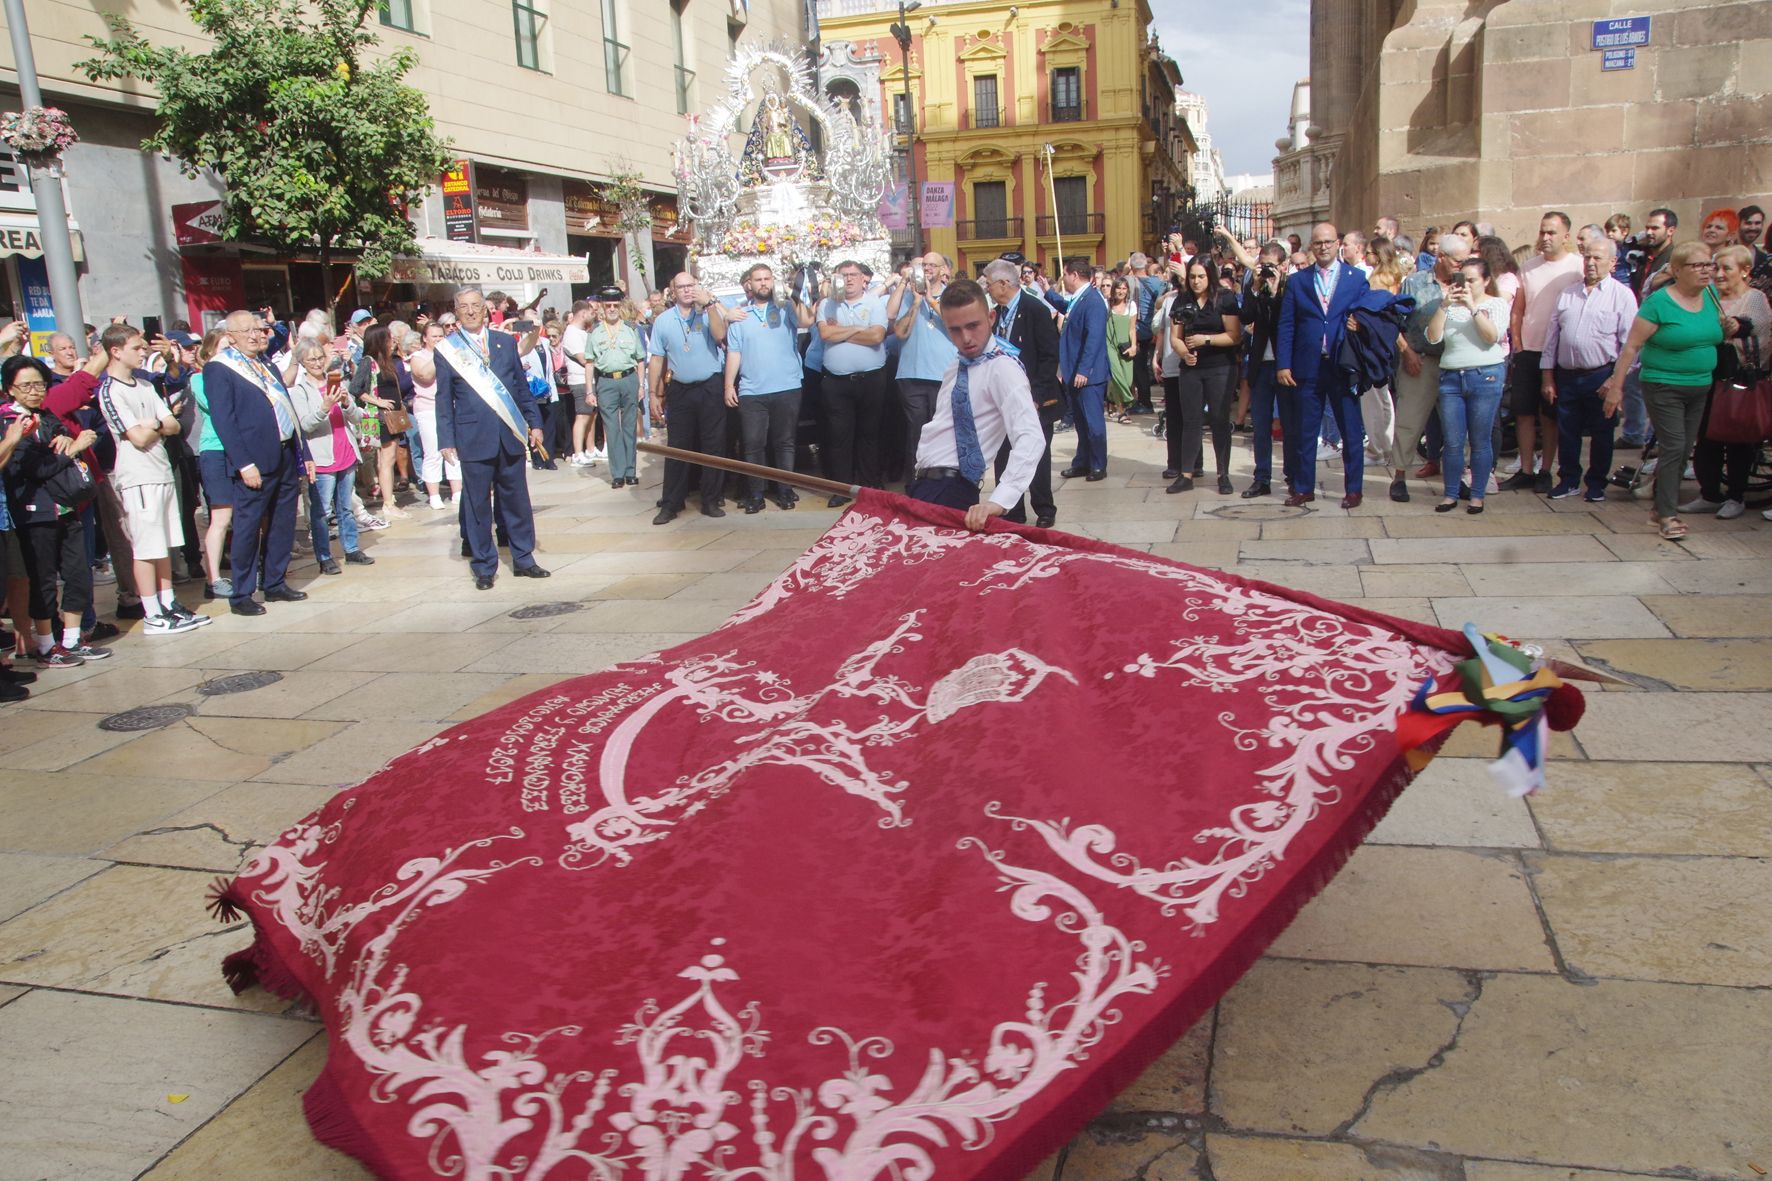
222, 491, 1476, 1181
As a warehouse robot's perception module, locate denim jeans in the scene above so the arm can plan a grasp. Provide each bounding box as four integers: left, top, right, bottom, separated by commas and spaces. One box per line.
737, 388, 802, 501
1552, 366, 1617, 494
1620, 366, 1648, 443
1438, 362, 1506, 499
308, 464, 361, 562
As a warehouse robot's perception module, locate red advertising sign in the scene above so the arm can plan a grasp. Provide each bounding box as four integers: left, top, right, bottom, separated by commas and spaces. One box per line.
441, 160, 477, 243
181, 255, 245, 331
172, 200, 227, 246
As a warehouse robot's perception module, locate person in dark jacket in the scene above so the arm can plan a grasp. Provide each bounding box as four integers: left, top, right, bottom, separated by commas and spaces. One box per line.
1238, 243, 1292, 498
1340, 290, 1417, 502
983, 258, 1063, 527
0, 356, 111, 667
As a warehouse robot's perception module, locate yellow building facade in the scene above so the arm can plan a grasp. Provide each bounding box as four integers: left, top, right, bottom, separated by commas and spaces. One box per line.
816, 0, 1178, 275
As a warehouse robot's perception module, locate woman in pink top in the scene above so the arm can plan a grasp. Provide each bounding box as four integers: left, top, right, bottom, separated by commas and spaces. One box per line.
407, 322, 461, 510
289, 341, 373, 573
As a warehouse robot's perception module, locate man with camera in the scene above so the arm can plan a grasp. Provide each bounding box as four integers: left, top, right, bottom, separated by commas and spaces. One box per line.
888, 252, 957, 479
1393, 232, 1471, 489
1239, 243, 1294, 499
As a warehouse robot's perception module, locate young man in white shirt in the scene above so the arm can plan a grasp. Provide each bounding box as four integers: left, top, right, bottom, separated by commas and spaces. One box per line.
905, 279, 1045, 532
95, 324, 208, 633
558, 300, 598, 466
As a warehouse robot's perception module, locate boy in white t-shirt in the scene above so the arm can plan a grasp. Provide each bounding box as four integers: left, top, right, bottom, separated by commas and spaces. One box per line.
95, 324, 209, 635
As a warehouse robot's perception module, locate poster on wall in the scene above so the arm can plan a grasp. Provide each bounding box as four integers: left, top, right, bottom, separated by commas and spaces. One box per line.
920, 182, 954, 229
441, 160, 477, 243
182, 255, 246, 332
563, 181, 619, 237
474, 167, 530, 234
877, 182, 908, 231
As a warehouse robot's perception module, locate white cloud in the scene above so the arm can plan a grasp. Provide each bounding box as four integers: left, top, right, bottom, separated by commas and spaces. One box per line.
1152, 0, 1310, 176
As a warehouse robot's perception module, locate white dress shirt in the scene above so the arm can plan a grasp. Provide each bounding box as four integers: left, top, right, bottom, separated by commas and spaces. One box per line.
914, 351, 1045, 511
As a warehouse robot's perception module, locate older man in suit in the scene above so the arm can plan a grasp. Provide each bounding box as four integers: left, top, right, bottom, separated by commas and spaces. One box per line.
1277, 222, 1372, 508
434, 286, 549, 590
204, 308, 312, 615
982, 258, 1062, 527
1056, 257, 1111, 481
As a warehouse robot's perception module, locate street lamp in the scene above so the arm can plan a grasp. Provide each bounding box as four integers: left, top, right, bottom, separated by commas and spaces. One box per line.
888, 0, 921, 258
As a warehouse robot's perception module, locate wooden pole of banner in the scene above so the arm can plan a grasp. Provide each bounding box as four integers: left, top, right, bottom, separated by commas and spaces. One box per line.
636, 441, 861, 500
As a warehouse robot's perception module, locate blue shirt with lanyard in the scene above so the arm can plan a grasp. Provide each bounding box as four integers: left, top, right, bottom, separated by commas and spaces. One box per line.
821, 292, 889, 375
895, 292, 958, 382
726, 303, 804, 397
646, 304, 723, 383
1313, 263, 1342, 356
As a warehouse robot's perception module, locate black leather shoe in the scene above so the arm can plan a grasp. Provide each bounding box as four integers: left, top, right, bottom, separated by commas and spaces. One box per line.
263, 585, 308, 602
625, 476, 640, 486
828, 494, 851, 508
231, 599, 267, 616
771, 495, 795, 511
0, 663, 38, 684
474, 574, 495, 590
742, 499, 765, 514
319, 559, 342, 576
345, 550, 375, 565
513, 564, 550, 578
1241, 483, 1271, 499
1086, 469, 1106, 482
1389, 476, 1410, 503
1166, 476, 1194, 494
460, 540, 472, 557
1060, 467, 1088, 479
1162, 468, 1180, 480
701, 503, 727, 518
653, 508, 679, 525
1035, 513, 1056, 529
1217, 474, 1234, 495
1497, 471, 1534, 492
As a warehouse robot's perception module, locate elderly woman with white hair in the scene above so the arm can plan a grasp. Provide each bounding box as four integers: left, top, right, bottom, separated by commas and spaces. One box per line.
287, 340, 374, 574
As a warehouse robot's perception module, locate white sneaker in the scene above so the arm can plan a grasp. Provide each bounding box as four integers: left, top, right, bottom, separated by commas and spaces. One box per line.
591, 447, 607, 462
569, 452, 591, 467
1678, 496, 1722, 514
91, 561, 116, 586
357, 514, 390, 531
1762, 506, 1772, 522
429, 495, 446, 509
142, 611, 201, 635
1717, 499, 1745, 520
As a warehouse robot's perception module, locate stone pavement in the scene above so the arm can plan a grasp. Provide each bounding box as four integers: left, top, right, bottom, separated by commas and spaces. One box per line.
2, 420, 1769, 1181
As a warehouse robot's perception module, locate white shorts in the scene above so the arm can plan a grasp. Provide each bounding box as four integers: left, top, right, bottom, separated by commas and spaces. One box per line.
118, 482, 185, 561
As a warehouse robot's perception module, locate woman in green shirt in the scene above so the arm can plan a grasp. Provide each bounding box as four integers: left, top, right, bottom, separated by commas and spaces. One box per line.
1600, 241, 1726, 540
187, 327, 235, 598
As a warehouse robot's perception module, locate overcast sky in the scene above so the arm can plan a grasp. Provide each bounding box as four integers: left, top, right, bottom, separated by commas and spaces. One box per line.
1153, 0, 1310, 178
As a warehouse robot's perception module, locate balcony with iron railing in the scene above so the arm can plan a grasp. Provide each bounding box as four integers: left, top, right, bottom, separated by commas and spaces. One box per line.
956, 216, 1023, 243
1050, 99, 1086, 124
1036, 212, 1104, 237
968, 107, 1002, 130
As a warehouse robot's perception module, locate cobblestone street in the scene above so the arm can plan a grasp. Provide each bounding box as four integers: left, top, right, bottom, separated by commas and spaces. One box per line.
2, 423, 1769, 1180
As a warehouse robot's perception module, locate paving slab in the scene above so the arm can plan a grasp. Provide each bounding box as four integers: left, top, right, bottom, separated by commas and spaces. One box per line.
0, 852, 106, 922
1530, 761, 1772, 856
101, 780, 339, 872
1369, 758, 1543, 848
1574, 637, 1772, 690
1639, 593, 1772, 637
0, 991, 313, 1181
1370, 535, 1616, 564
1357, 974, 1772, 1177
1575, 692, 1772, 761
1429, 597, 1669, 640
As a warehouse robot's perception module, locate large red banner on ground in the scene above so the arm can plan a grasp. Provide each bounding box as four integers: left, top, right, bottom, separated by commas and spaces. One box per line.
220, 492, 1476, 1181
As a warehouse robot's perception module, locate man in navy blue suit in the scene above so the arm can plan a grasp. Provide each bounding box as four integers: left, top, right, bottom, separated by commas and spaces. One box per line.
434, 287, 550, 590
1056, 258, 1110, 480
1277, 223, 1371, 508
204, 309, 313, 615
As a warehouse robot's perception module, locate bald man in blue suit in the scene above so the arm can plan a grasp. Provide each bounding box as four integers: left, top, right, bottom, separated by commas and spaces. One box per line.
1277, 222, 1370, 508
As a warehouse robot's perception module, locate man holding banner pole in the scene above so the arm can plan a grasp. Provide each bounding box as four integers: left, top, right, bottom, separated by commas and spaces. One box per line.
434, 286, 550, 591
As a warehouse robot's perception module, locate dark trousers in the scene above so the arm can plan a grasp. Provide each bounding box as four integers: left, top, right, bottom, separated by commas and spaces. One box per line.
660, 375, 728, 511
460, 445, 537, 576
173, 449, 202, 565
1068, 380, 1108, 472
906, 473, 981, 512
1296, 366, 1365, 495
1553, 365, 1618, 495
895, 378, 941, 476
996, 400, 1060, 524
738, 387, 802, 501
1694, 387, 1754, 503
548, 393, 574, 461
1247, 360, 1299, 491
532, 401, 559, 469
228, 441, 301, 604
20, 517, 91, 620
1176, 363, 1236, 478
823, 367, 887, 488
1132, 340, 1155, 412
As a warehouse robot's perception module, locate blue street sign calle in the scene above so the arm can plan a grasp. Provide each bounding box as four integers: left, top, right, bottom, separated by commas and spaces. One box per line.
1592, 16, 1651, 50
1602, 47, 1637, 71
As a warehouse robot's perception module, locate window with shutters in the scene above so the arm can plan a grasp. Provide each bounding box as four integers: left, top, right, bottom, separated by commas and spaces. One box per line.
973, 181, 1008, 239
973, 75, 999, 128
1051, 68, 1082, 122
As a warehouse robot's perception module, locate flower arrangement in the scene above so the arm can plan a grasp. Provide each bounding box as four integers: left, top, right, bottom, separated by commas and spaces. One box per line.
1, 106, 78, 167
719, 214, 866, 261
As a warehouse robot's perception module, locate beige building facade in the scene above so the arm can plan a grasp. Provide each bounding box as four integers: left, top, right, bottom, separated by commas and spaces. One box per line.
1306, 0, 1771, 247
0, 0, 806, 323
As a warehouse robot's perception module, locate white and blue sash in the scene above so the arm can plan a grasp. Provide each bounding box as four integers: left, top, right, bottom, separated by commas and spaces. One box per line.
214, 347, 296, 437
438, 330, 529, 450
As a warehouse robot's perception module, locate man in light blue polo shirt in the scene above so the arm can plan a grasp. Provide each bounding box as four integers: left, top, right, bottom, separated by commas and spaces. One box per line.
646, 271, 731, 525
723, 263, 814, 513
887, 251, 958, 486
817, 259, 889, 506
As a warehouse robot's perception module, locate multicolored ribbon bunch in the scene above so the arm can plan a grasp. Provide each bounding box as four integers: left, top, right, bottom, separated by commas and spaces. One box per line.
1397, 624, 1584, 796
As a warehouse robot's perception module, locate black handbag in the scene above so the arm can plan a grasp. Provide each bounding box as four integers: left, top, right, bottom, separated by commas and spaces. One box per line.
40, 454, 97, 510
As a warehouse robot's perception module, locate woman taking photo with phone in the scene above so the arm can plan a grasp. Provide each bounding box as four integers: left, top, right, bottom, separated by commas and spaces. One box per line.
289, 341, 373, 574
350, 325, 413, 520
1426, 255, 1509, 514
186, 327, 235, 600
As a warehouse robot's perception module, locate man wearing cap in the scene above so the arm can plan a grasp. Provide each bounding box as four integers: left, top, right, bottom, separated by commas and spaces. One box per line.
433, 286, 550, 590
587, 286, 646, 489
343, 308, 373, 374
647, 272, 731, 525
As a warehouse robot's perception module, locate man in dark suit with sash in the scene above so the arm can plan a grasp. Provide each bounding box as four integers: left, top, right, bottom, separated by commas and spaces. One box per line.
204, 309, 313, 615
433, 286, 550, 590
982, 258, 1061, 527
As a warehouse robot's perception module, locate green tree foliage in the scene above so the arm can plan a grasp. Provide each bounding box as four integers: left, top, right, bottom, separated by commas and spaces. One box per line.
79, 0, 451, 303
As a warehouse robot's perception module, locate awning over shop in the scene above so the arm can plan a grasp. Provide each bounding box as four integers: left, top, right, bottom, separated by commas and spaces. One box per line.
389, 238, 588, 286
0, 212, 85, 264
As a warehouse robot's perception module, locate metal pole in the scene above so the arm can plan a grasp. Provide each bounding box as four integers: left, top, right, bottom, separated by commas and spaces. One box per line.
897, 1, 921, 258
4, 0, 89, 356
1042, 143, 1064, 273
